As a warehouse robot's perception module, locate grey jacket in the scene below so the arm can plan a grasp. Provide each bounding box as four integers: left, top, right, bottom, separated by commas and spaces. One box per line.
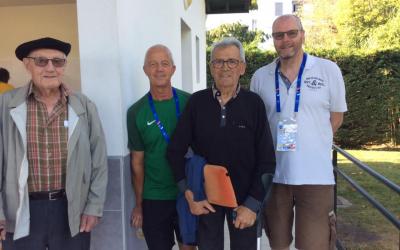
0, 85, 108, 239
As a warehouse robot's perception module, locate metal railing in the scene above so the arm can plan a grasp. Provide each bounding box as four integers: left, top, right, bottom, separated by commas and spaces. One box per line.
332, 145, 400, 249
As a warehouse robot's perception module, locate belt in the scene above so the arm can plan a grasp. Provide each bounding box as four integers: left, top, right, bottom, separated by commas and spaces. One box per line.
29, 189, 66, 201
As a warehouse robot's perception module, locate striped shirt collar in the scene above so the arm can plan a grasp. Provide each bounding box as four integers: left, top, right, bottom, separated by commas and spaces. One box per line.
27, 81, 69, 105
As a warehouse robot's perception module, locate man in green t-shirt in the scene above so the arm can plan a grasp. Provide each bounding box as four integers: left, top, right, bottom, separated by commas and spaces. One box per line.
126, 44, 194, 250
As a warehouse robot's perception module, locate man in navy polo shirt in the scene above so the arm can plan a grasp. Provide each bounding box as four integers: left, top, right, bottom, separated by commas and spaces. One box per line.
167, 38, 276, 250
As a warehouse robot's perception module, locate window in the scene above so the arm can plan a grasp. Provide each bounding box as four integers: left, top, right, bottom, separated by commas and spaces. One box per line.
251, 19, 257, 30
275, 2, 283, 16
293, 2, 299, 12
181, 19, 193, 92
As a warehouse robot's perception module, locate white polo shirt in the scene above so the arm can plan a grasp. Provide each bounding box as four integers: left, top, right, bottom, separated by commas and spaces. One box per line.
250, 55, 347, 185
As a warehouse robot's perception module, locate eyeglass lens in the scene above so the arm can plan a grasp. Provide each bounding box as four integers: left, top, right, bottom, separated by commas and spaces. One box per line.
272, 29, 300, 40
27, 57, 66, 67
212, 59, 240, 69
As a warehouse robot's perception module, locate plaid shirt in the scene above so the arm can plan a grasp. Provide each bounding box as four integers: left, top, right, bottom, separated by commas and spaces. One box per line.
26, 83, 69, 192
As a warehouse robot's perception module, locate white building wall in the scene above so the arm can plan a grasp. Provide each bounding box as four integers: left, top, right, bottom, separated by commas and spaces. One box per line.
76, 0, 124, 157
180, 0, 207, 93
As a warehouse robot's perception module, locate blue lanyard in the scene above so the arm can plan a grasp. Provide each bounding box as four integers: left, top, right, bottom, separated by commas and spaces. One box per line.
275, 53, 307, 113
147, 88, 180, 143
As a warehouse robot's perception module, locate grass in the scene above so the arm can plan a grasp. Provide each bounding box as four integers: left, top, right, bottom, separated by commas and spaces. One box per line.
336, 150, 400, 250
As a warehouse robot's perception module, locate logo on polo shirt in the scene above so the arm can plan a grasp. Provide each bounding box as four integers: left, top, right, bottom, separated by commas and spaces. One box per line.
147, 120, 156, 126
304, 76, 325, 90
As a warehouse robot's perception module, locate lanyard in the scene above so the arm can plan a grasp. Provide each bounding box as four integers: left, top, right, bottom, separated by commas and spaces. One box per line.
147, 88, 180, 143
275, 53, 307, 113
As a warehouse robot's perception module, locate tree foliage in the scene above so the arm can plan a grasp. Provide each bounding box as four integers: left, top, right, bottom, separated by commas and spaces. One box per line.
298, 0, 400, 51
206, 22, 268, 50
298, 0, 340, 50
249, 0, 258, 10
335, 0, 400, 50
332, 50, 400, 147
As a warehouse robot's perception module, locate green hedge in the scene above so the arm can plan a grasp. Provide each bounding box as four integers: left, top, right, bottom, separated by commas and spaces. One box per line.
206, 49, 400, 148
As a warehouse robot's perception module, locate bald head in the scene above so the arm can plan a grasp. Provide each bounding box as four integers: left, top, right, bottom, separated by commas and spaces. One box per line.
144, 44, 175, 66
272, 14, 303, 32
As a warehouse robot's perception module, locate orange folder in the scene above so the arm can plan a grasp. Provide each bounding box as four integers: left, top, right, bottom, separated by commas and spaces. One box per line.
203, 164, 238, 208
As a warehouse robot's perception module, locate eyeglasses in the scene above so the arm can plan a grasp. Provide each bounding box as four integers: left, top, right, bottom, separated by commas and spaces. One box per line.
211, 59, 241, 69
146, 61, 173, 69
272, 29, 301, 40
26, 57, 66, 68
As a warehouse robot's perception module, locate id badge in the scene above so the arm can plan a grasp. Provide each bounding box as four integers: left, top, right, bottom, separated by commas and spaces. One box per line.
276, 118, 298, 151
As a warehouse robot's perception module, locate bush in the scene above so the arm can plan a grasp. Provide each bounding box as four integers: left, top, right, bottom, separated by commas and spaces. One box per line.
332, 50, 400, 148
206, 49, 400, 148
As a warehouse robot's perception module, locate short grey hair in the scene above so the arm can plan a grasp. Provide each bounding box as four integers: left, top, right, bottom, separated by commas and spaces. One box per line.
210, 37, 246, 63
144, 44, 175, 66
273, 14, 304, 31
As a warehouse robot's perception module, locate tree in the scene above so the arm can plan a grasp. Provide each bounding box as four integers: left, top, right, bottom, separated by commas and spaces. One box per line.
297, 0, 400, 51
334, 0, 400, 50
298, 0, 340, 50
206, 22, 268, 50
368, 9, 400, 50
249, 0, 258, 10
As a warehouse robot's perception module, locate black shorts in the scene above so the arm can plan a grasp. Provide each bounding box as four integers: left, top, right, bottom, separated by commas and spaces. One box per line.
142, 199, 182, 250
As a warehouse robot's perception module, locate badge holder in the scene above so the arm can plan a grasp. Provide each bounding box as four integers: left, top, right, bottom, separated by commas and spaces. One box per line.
276, 117, 298, 152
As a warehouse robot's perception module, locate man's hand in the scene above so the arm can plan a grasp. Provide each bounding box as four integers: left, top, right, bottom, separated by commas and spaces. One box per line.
233, 206, 256, 229
0, 220, 6, 240
79, 214, 99, 232
185, 190, 215, 215
130, 206, 143, 228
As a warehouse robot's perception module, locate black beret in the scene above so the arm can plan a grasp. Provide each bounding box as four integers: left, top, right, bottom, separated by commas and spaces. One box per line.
15, 37, 71, 61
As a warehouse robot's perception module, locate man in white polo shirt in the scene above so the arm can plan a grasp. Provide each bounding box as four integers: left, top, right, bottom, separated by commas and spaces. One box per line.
250, 14, 347, 250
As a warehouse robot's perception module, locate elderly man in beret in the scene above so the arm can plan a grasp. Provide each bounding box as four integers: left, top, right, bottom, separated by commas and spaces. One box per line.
0, 37, 108, 250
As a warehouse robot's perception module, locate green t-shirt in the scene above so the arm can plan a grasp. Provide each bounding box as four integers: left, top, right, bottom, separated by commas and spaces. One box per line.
127, 88, 190, 200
